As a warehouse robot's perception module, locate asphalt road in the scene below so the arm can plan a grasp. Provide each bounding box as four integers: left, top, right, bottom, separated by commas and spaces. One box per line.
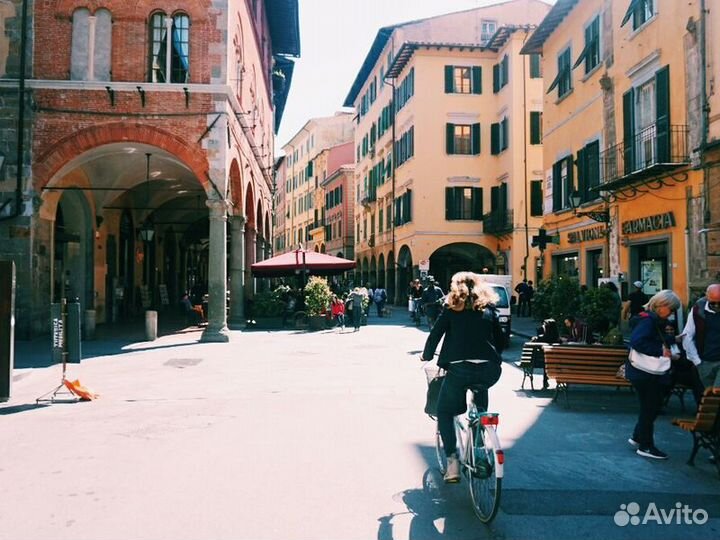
1, 315, 719, 540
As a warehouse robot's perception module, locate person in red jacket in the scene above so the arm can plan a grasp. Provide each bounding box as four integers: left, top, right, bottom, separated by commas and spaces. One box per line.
331, 295, 346, 331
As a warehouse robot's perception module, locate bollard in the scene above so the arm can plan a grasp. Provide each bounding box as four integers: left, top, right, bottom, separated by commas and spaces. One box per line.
145, 310, 158, 341
1, 260, 15, 402
83, 309, 96, 341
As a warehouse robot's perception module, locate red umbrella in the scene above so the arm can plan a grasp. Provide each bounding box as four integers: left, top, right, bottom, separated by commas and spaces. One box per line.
250, 249, 356, 278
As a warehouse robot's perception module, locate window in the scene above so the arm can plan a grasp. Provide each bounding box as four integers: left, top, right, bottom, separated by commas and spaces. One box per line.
552, 155, 574, 212
386, 204, 392, 230
446, 123, 480, 155
481, 19, 497, 43
395, 126, 415, 167
530, 54, 542, 79
530, 112, 542, 145
490, 118, 509, 155
71, 8, 112, 81
379, 208, 384, 233
574, 16, 600, 74
620, 0, 655, 31
445, 187, 483, 220
395, 67, 415, 111
444, 66, 482, 94
576, 140, 600, 203
530, 180, 543, 216
394, 190, 412, 226
547, 47, 572, 98
490, 183, 508, 212
493, 55, 509, 93
150, 12, 190, 83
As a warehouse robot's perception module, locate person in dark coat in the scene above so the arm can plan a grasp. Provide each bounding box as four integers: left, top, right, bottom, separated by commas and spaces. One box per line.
626, 289, 681, 460
420, 272, 505, 482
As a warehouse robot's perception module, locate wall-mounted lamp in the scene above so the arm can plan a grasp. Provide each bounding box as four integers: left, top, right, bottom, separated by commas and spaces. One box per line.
569, 191, 610, 223
137, 86, 146, 108
105, 86, 115, 107
183, 87, 190, 108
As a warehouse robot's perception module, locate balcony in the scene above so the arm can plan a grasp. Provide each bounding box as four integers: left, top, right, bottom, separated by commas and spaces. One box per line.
598, 124, 689, 192
483, 209, 513, 235
360, 189, 377, 208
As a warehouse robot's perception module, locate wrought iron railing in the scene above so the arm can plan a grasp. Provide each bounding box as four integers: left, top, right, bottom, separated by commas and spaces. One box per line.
483, 209, 514, 235
360, 189, 377, 207
600, 124, 689, 187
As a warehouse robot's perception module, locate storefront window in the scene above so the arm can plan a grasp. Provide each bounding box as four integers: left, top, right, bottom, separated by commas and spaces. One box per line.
586, 249, 604, 287
553, 253, 579, 278
630, 241, 668, 295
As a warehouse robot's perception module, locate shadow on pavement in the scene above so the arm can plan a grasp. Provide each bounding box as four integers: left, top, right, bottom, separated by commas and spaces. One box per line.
0, 403, 50, 416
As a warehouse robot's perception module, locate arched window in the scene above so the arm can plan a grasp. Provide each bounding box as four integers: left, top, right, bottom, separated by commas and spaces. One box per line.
71, 8, 112, 81
149, 12, 190, 83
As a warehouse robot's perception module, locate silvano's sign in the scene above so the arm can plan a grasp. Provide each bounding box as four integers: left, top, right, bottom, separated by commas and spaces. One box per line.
568, 226, 607, 244
621, 212, 676, 235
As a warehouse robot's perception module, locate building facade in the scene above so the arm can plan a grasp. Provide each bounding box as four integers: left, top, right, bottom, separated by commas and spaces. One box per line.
523, 0, 706, 305
275, 113, 354, 255
320, 142, 355, 259
0, 0, 299, 339
344, 0, 551, 302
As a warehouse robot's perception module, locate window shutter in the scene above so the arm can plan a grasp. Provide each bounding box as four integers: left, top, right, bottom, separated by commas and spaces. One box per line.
491, 123, 500, 155
655, 65, 670, 163
501, 117, 509, 150
406, 190, 412, 222
472, 187, 483, 219
499, 182, 508, 210
493, 64, 500, 93
472, 66, 482, 94
530, 180, 543, 216
623, 88, 636, 173
587, 141, 600, 192
552, 161, 562, 212
472, 123, 481, 155
491, 186, 500, 212
530, 111, 542, 144
576, 146, 587, 203
565, 156, 575, 208
530, 54, 541, 78
445, 65, 454, 93
620, 0, 641, 27
446, 123, 455, 154
502, 55, 509, 87
445, 187, 454, 220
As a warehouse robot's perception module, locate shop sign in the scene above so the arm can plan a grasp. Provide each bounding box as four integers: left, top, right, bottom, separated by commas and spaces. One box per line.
568, 226, 607, 244
621, 212, 676, 235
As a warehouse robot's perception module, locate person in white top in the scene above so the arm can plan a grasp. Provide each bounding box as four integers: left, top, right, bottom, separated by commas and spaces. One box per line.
682, 283, 720, 388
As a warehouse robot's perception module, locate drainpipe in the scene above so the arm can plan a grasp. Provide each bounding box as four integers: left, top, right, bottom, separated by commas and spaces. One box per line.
383, 74, 398, 304
0, 0, 29, 222
521, 31, 530, 282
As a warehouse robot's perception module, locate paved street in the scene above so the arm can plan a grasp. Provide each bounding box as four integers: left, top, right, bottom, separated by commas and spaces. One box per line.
2, 313, 719, 540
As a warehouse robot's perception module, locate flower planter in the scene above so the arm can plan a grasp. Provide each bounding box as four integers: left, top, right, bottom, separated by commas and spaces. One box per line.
308, 314, 327, 331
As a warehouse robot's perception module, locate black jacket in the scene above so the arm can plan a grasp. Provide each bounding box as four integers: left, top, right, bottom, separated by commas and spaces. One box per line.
423, 306, 505, 369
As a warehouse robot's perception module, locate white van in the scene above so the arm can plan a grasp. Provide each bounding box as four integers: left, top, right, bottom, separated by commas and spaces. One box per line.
478, 274, 512, 347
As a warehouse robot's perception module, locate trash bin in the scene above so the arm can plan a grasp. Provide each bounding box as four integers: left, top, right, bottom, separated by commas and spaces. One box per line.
145, 310, 158, 341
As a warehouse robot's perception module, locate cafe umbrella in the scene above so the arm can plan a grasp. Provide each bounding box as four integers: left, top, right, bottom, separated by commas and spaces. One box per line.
250, 249, 356, 278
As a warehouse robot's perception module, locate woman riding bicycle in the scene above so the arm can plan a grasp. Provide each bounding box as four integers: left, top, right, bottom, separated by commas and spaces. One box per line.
420, 272, 506, 483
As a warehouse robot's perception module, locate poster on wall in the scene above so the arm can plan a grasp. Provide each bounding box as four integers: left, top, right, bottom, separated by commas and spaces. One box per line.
640, 260, 664, 295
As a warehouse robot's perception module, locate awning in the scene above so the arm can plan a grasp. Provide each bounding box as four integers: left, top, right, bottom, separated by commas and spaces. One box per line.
251, 249, 356, 278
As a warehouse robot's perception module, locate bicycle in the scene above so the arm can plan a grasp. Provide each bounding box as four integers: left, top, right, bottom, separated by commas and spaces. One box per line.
427, 366, 504, 523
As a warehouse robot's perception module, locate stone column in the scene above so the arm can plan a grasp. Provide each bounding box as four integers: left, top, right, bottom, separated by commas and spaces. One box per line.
201, 200, 230, 342
245, 225, 257, 300
228, 215, 245, 329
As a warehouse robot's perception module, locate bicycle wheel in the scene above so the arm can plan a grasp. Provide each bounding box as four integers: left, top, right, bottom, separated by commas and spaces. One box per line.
434, 423, 447, 474
468, 423, 502, 523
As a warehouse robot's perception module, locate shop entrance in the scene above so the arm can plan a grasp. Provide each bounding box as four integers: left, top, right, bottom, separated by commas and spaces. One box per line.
631, 241, 668, 295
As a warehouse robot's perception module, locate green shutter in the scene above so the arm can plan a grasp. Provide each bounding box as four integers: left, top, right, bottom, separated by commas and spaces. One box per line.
445, 187, 454, 220
552, 161, 562, 212
472, 123, 481, 155
530, 54, 541, 78
565, 155, 575, 208
655, 65, 670, 163
491, 186, 500, 211
445, 65, 454, 93
501, 118, 509, 151
491, 123, 499, 155
472, 66, 482, 94
499, 182, 508, 210
587, 141, 600, 192
530, 111, 542, 145
446, 123, 455, 154
623, 88, 635, 173
530, 180, 543, 216
493, 64, 500, 93
472, 187, 483, 219
502, 55, 509, 87
576, 146, 587, 203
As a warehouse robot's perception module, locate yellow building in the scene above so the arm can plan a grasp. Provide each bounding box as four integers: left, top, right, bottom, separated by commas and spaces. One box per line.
344, 0, 551, 302
275, 114, 354, 255
523, 0, 706, 305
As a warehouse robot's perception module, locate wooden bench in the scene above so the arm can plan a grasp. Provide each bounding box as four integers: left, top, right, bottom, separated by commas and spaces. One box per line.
517, 342, 549, 390
672, 387, 720, 476
544, 344, 630, 406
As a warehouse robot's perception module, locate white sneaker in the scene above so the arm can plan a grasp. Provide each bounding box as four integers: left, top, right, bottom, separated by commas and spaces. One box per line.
628, 437, 640, 448
444, 454, 461, 483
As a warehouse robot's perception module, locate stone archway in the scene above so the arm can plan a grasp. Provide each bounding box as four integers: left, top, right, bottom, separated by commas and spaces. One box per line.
429, 242, 496, 291
378, 253, 386, 288
397, 245, 413, 300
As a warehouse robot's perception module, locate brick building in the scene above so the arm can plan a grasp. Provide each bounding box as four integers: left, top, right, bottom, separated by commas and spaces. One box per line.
0, 0, 299, 340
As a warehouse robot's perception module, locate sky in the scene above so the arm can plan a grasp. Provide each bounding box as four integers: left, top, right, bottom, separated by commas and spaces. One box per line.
276, 0, 555, 151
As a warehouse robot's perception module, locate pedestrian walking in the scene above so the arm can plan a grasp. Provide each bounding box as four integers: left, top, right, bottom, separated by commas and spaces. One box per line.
628, 280, 649, 317
373, 286, 388, 317
515, 280, 529, 317
348, 287, 364, 331
331, 295, 345, 331
626, 289, 682, 460
682, 283, 720, 388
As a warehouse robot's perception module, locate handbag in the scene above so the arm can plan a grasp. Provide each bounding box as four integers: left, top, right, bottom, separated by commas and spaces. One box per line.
628, 348, 670, 375
424, 374, 445, 417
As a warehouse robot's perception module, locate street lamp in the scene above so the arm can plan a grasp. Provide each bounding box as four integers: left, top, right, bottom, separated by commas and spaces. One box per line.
139, 220, 155, 242
568, 191, 610, 223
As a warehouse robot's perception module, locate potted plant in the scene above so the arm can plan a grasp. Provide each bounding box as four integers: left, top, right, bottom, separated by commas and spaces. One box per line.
532, 276, 581, 328
249, 287, 287, 329
580, 286, 625, 345
304, 276, 332, 331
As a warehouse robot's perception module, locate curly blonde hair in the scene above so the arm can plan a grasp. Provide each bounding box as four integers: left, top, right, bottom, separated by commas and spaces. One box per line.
445, 271, 500, 312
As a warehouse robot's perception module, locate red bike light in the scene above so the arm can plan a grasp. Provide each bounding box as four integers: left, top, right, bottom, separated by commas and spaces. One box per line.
495, 450, 505, 464
481, 415, 499, 426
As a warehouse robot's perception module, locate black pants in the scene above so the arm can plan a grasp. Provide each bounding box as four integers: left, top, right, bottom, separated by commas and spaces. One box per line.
438, 362, 502, 457
631, 376, 669, 450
